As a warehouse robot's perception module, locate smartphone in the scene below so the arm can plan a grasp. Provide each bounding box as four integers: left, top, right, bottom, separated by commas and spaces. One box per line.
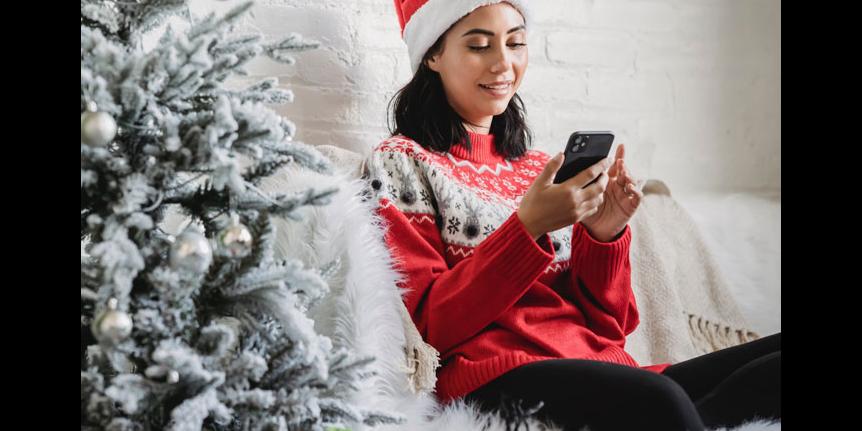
552, 131, 615, 187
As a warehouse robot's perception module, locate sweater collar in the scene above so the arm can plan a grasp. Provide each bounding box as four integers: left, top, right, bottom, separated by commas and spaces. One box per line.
449, 130, 503, 164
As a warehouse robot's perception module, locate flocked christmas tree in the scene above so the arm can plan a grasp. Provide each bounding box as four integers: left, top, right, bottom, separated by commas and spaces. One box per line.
81, 1, 401, 429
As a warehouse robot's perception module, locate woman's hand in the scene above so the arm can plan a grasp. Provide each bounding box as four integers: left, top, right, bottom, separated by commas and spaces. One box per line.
517, 153, 613, 241
581, 144, 644, 242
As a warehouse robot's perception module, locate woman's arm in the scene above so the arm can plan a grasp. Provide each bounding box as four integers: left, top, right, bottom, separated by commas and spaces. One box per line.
366, 140, 556, 357
566, 222, 639, 346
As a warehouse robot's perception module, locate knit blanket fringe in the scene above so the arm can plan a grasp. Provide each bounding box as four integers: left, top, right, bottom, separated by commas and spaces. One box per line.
399, 301, 440, 393
686, 311, 760, 354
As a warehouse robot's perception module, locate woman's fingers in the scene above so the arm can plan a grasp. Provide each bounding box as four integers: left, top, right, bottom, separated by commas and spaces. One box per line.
610, 144, 625, 177
618, 159, 635, 187
618, 159, 642, 195
609, 150, 645, 205
625, 182, 644, 201
616, 160, 627, 186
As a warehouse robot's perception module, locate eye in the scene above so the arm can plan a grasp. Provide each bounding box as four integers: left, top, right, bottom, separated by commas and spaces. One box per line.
468, 43, 527, 52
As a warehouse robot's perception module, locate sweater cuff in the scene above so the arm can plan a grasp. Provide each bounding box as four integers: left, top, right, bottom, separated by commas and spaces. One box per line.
572, 223, 632, 268
478, 212, 556, 285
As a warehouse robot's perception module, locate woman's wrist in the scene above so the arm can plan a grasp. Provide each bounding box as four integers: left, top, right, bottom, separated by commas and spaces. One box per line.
583, 224, 625, 243
516, 210, 543, 241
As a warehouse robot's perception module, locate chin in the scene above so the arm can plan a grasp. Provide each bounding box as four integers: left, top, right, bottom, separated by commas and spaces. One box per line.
491, 101, 510, 115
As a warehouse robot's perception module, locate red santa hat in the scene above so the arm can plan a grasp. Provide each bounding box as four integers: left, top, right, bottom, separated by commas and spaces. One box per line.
393, 0, 532, 74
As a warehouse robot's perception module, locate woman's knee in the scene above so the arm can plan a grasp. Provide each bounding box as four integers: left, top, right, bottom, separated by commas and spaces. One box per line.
591, 374, 703, 430
631, 374, 703, 421
639, 373, 695, 406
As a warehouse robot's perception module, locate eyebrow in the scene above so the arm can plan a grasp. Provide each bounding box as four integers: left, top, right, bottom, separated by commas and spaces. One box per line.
461, 25, 526, 37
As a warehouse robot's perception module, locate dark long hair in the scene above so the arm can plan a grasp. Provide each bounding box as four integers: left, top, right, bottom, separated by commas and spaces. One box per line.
386, 31, 533, 161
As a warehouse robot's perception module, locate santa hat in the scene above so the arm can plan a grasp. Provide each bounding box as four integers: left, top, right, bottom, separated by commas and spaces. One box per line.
393, 0, 532, 74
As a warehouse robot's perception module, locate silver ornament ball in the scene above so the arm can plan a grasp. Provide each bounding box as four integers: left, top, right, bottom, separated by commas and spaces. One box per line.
91, 299, 133, 343
169, 228, 213, 273
218, 222, 253, 258
81, 110, 117, 147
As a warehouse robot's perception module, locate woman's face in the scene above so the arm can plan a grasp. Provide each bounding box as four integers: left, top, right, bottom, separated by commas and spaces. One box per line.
426, 2, 528, 131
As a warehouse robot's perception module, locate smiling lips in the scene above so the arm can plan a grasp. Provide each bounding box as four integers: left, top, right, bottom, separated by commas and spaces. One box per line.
479, 81, 511, 96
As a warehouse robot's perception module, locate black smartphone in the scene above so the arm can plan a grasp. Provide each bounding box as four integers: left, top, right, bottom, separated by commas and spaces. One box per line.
552, 131, 614, 186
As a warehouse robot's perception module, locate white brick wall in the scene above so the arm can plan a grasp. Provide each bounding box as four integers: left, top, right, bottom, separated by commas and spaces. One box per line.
188, 0, 780, 195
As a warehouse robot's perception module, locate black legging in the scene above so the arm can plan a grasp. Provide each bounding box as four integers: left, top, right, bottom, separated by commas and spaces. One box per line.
464, 332, 781, 431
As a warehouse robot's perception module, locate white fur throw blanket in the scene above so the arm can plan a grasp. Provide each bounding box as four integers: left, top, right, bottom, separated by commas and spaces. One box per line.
257, 145, 778, 431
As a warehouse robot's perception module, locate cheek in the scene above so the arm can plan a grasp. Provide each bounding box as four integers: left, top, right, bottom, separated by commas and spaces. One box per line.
443, 74, 479, 107
515, 51, 528, 73
514, 61, 528, 89
449, 65, 482, 93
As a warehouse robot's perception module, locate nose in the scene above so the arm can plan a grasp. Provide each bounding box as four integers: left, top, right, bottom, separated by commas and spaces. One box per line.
489, 46, 511, 74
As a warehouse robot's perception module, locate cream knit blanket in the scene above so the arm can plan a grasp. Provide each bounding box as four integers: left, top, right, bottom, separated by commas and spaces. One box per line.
625, 188, 760, 367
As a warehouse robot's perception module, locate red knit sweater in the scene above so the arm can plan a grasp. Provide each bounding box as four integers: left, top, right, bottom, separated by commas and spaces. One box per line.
364, 131, 671, 404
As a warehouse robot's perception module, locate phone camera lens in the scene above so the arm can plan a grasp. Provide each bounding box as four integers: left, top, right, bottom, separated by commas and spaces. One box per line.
574, 136, 582, 144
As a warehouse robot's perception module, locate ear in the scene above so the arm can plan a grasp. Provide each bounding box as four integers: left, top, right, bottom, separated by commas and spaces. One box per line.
425, 54, 440, 72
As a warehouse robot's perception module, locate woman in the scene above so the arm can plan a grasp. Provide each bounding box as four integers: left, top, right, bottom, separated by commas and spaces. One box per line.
363, 1, 780, 430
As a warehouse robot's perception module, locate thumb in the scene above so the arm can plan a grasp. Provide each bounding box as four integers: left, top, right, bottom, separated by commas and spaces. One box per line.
538, 152, 565, 185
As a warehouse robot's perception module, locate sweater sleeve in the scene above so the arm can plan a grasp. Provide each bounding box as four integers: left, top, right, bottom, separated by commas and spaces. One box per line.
364, 141, 556, 356
566, 222, 639, 347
